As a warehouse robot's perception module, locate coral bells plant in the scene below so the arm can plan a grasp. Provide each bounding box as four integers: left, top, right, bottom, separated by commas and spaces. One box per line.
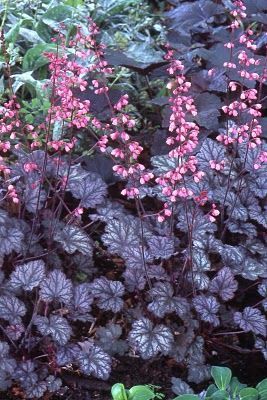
0, 1, 266, 398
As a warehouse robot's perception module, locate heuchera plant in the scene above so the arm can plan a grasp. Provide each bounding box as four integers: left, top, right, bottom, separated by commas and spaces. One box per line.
0, 0, 266, 397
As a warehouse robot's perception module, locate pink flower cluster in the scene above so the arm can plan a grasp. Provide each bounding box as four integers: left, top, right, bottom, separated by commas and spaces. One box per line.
97, 94, 154, 198
217, 0, 266, 157
154, 49, 208, 221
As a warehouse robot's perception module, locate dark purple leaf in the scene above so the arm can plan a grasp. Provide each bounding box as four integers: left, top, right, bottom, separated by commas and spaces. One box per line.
234, 307, 266, 337
209, 267, 238, 301
147, 236, 175, 260
91, 277, 124, 313
193, 295, 220, 326
34, 315, 72, 345
68, 172, 107, 208
54, 224, 93, 256
40, 270, 72, 304
77, 342, 111, 380
9, 259, 46, 291
0, 295, 26, 323
129, 318, 174, 359
148, 282, 189, 318
96, 323, 128, 356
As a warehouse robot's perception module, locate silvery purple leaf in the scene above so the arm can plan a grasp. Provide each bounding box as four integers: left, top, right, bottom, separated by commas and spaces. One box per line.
34, 315, 72, 345
5, 324, 25, 341
25, 382, 47, 399
90, 200, 125, 222
0, 295, 26, 323
190, 272, 210, 291
56, 344, 80, 366
219, 244, 245, 269
77, 342, 111, 379
91, 277, 124, 313
68, 173, 107, 208
9, 259, 46, 291
123, 268, 146, 292
0, 225, 24, 256
234, 307, 266, 337
255, 338, 267, 360
171, 377, 194, 396
228, 221, 257, 238
239, 144, 266, 173
186, 336, 210, 383
54, 224, 93, 256
124, 246, 150, 269
96, 323, 128, 356
193, 295, 220, 326
102, 216, 141, 256
151, 154, 177, 174
71, 283, 93, 314
187, 336, 206, 365
45, 375, 62, 393
40, 270, 72, 304
177, 208, 216, 239
129, 318, 174, 359
238, 256, 267, 281
258, 280, 267, 300
248, 174, 267, 198
209, 267, 238, 301
249, 206, 267, 228
187, 362, 211, 384
148, 264, 169, 281
147, 236, 175, 260
197, 138, 226, 168
24, 186, 47, 213
188, 248, 210, 290
0, 342, 16, 374
148, 282, 189, 318
14, 360, 38, 388
0, 370, 12, 391
213, 189, 248, 221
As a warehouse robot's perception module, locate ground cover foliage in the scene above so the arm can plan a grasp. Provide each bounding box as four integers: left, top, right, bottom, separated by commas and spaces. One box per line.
0, 0, 266, 398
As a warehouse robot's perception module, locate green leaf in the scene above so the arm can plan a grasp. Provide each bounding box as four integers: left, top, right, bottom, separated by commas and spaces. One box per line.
229, 377, 246, 396
22, 44, 57, 72
125, 42, 163, 65
128, 385, 155, 400
36, 5, 73, 42
0, 74, 4, 95
19, 28, 45, 44
210, 390, 228, 400
206, 384, 218, 397
5, 22, 21, 45
99, 0, 138, 14
111, 383, 128, 400
239, 388, 259, 400
256, 379, 267, 400
173, 396, 199, 400
211, 366, 232, 390
64, 0, 83, 6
